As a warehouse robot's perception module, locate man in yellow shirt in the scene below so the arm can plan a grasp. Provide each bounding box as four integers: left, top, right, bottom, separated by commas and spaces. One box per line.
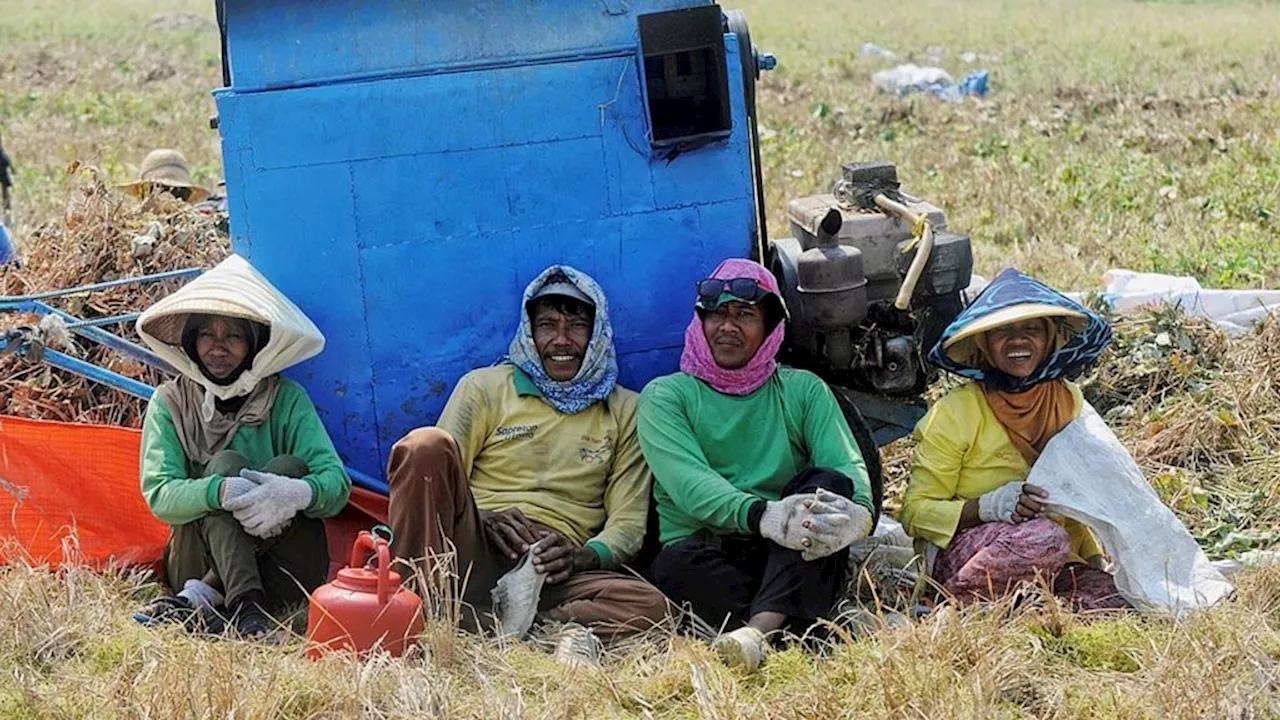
388, 265, 668, 665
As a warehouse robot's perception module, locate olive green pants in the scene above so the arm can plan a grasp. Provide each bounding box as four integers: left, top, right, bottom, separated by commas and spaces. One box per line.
163, 451, 328, 612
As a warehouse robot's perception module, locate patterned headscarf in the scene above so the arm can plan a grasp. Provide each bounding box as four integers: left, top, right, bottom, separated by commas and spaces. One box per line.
507, 265, 618, 414
680, 258, 787, 396
929, 267, 1112, 392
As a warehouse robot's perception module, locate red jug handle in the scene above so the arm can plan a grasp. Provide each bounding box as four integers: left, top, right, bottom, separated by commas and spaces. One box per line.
349, 530, 393, 606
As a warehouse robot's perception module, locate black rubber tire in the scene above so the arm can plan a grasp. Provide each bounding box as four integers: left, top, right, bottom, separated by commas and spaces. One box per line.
831, 385, 885, 523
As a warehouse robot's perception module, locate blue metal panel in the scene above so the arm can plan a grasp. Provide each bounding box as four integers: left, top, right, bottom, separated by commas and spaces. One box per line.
217, 159, 384, 475
223, 0, 712, 92
216, 4, 757, 484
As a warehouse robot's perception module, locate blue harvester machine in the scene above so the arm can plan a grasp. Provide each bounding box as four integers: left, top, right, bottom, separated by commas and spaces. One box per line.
4, 1, 979, 516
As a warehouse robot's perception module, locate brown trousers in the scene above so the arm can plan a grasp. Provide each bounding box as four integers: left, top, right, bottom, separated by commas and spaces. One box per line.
387, 427, 669, 638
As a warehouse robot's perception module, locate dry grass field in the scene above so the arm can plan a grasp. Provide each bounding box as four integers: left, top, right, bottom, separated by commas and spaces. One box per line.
2, 0, 1279, 717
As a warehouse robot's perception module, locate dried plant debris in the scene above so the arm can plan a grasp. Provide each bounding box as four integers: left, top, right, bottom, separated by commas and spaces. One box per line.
0, 167, 229, 426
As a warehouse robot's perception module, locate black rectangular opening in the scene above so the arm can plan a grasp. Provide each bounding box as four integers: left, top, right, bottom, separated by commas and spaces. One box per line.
638, 6, 732, 146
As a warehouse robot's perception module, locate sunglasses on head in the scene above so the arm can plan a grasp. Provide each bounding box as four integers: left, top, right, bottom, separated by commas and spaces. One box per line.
695, 277, 769, 307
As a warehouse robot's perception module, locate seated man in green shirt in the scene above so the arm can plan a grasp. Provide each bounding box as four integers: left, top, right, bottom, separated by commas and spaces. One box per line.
388, 265, 668, 667
638, 258, 875, 673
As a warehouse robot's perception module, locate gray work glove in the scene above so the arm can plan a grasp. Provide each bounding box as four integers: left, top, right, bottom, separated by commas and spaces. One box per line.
978, 481, 1025, 524
758, 494, 815, 551
799, 488, 874, 562
218, 475, 260, 508
223, 470, 313, 539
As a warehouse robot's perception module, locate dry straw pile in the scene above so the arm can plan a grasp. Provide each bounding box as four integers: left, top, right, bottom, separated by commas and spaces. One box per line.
0, 168, 229, 426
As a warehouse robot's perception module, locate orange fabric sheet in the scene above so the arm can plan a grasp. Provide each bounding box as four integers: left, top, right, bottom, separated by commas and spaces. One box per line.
0, 415, 388, 582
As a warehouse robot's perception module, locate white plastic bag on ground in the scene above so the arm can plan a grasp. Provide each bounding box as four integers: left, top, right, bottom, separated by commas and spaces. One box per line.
872, 64, 953, 93
1027, 404, 1234, 614
1098, 269, 1280, 337
849, 515, 920, 589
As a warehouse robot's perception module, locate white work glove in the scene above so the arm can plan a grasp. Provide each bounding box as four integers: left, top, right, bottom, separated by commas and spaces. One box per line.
218, 475, 260, 508
177, 578, 225, 610
759, 494, 815, 551
799, 488, 874, 562
978, 481, 1025, 524
223, 470, 313, 539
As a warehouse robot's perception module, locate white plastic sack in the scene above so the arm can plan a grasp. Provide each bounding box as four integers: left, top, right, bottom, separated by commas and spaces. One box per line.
849, 515, 920, 588
872, 64, 953, 93
1093, 269, 1280, 337
1027, 404, 1234, 614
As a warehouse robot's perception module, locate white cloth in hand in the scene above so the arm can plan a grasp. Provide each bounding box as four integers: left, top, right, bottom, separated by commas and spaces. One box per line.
978, 481, 1025, 523
759, 494, 814, 551
799, 488, 874, 561
223, 469, 313, 539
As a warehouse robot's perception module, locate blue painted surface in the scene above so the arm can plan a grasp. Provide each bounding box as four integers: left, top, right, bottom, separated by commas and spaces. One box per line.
216, 0, 757, 486
0, 222, 16, 266
223, 0, 710, 92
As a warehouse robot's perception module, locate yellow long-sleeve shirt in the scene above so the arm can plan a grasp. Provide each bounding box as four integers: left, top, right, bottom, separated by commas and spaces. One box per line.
436, 365, 651, 569
900, 381, 1103, 563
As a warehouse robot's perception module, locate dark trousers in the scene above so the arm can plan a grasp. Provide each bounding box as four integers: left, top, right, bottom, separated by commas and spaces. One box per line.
649, 468, 854, 631
164, 451, 329, 612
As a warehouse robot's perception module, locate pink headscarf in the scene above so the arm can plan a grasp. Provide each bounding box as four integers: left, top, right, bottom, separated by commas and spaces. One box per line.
679, 258, 787, 396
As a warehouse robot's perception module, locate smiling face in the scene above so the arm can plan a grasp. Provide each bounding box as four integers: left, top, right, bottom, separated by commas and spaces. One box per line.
701, 301, 767, 370
983, 318, 1052, 378
531, 297, 594, 382
194, 315, 252, 381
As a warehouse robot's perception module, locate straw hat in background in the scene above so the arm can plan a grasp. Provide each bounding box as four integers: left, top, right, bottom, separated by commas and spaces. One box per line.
118, 149, 211, 204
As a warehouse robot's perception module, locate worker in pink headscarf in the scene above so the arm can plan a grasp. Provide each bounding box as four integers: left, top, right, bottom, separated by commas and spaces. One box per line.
637, 258, 874, 673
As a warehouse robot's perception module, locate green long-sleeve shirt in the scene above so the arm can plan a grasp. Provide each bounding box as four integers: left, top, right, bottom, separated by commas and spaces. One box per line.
637, 367, 873, 545
140, 378, 351, 526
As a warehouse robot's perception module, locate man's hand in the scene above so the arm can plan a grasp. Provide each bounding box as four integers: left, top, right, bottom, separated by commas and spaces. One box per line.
798, 488, 874, 561
531, 530, 598, 584
759, 494, 816, 551
480, 508, 541, 559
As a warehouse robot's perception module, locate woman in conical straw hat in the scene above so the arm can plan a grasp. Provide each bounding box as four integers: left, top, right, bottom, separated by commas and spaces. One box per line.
131, 255, 350, 638
118, 148, 211, 204
899, 268, 1129, 610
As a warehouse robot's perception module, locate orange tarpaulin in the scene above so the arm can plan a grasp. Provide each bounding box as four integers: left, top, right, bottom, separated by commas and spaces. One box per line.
0, 415, 388, 582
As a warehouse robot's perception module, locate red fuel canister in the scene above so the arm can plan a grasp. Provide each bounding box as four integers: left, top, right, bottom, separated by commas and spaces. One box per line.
306, 530, 423, 658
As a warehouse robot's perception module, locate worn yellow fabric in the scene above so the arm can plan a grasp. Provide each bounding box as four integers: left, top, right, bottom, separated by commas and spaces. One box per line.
900, 381, 1103, 562
436, 365, 650, 568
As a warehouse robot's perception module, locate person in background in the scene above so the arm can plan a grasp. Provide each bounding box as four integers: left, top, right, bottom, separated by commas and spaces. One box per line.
899, 268, 1128, 610
1, 130, 13, 225
0, 131, 16, 266
132, 255, 350, 638
638, 258, 875, 673
119, 148, 212, 205
388, 265, 669, 668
